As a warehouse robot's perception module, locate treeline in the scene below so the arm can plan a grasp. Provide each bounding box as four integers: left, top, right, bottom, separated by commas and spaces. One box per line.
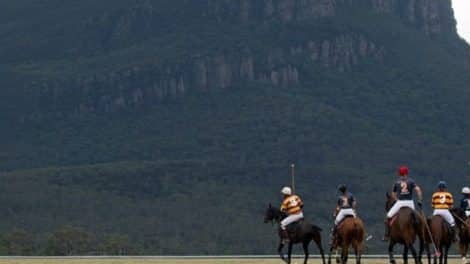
0, 226, 136, 256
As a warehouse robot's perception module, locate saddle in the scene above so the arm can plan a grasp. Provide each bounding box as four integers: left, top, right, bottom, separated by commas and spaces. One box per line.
337, 215, 354, 229
286, 219, 304, 232
390, 209, 421, 227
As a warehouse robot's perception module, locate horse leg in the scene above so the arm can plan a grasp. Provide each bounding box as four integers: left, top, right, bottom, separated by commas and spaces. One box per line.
302, 240, 310, 264
424, 238, 431, 264
460, 242, 468, 264
389, 241, 396, 264
438, 245, 444, 264
341, 241, 349, 264
352, 240, 360, 264
313, 231, 326, 264
287, 242, 293, 264
403, 245, 409, 264
419, 233, 429, 264
443, 244, 450, 264
278, 242, 287, 263
328, 243, 334, 264
410, 244, 419, 264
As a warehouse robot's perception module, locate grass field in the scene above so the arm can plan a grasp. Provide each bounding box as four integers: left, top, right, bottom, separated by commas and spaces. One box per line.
0, 258, 463, 264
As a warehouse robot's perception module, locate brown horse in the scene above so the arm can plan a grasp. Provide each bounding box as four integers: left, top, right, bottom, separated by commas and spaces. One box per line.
264, 204, 326, 264
451, 208, 470, 264
427, 215, 453, 264
328, 216, 365, 264
385, 192, 428, 264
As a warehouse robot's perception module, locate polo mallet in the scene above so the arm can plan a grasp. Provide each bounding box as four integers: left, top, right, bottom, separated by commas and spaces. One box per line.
452, 211, 470, 229
420, 209, 441, 257
291, 163, 295, 194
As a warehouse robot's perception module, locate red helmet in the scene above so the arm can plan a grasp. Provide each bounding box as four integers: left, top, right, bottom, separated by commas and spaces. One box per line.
398, 166, 408, 176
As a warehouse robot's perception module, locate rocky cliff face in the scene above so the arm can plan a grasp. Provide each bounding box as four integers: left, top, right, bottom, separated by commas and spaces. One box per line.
369, 0, 456, 36
24, 0, 458, 117
29, 33, 384, 116
204, 0, 455, 35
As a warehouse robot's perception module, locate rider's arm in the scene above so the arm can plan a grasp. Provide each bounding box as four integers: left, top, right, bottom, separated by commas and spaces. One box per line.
391, 183, 398, 200
449, 193, 454, 208
415, 185, 423, 203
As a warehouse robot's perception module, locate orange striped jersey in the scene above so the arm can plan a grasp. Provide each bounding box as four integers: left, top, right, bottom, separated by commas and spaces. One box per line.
432, 191, 454, 209
280, 195, 303, 215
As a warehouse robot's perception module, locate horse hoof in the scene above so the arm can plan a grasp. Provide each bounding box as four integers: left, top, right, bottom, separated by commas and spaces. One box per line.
389, 260, 396, 264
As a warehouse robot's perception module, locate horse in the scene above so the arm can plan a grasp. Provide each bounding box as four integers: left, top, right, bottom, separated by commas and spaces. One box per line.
385, 192, 428, 264
264, 203, 326, 264
427, 215, 453, 264
451, 208, 470, 264
327, 216, 365, 264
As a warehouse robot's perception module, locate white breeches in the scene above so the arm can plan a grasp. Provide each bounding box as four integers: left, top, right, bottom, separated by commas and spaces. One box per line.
387, 200, 415, 218
433, 209, 456, 226
335, 208, 356, 225
281, 212, 304, 230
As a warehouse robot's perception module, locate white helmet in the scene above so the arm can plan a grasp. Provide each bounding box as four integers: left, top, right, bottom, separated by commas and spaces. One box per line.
462, 187, 470, 194
281, 186, 292, 195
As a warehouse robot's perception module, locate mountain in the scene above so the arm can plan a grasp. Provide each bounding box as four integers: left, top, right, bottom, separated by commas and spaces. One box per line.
0, 0, 469, 254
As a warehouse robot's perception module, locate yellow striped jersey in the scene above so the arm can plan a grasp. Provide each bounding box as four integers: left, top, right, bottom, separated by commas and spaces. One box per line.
432, 191, 453, 209
281, 195, 303, 215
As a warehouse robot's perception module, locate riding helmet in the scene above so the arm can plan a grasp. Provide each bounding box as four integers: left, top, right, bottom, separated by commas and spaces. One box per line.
281, 186, 292, 195
462, 186, 470, 194
338, 184, 347, 193
437, 181, 447, 189
398, 166, 409, 176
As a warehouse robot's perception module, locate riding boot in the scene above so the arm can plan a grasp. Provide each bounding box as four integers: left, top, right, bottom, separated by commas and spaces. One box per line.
452, 225, 459, 242
281, 229, 290, 244
383, 218, 390, 241
329, 226, 338, 246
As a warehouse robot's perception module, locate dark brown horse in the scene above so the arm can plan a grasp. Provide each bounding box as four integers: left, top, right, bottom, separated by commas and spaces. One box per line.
264, 204, 326, 264
451, 208, 470, 264
385, 192, 428, 264
328, 216, 365, 264
427, 215, 453, 264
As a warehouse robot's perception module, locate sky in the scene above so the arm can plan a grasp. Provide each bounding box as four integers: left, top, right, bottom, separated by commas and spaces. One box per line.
452, 0, 470, 43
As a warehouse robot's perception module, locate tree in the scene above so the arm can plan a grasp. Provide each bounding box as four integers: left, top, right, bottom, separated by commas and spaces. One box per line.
45, 225, 94, 255
2, 229, 34, 255
101, 234, 135, 255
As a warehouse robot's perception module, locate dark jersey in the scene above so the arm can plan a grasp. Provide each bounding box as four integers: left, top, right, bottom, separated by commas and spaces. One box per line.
461, 197, 470, 211
392, 178, 416, 200
337, 192, 355, 209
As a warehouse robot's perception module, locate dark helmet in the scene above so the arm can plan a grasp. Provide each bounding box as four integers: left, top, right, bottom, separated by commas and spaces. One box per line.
438, 181, 447, 190
338, 184, 347, 193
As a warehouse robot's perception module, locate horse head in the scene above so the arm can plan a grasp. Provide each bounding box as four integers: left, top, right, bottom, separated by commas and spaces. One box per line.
264, 203, 283, 224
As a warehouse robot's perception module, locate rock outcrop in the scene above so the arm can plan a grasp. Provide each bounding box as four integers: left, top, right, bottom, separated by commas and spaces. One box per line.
29, 33, 384, 116
368, 0, 456, 36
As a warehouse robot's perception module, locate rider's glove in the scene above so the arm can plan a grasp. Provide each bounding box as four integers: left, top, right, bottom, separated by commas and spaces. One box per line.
417, 200, 423, 210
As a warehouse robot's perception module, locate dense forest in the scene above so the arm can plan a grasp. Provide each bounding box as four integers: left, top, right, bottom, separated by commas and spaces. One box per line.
0, 0, 469, 255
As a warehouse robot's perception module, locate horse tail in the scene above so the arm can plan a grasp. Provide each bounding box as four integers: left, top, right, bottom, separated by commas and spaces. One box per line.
352, 218, 364, 240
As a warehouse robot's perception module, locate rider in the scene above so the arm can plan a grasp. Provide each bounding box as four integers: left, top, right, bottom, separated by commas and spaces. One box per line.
431, 181, 458, 242
383, 165, 423, 241
331, 184, 356, 244
460, 186, 470, 217
280, 186, 304, 244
